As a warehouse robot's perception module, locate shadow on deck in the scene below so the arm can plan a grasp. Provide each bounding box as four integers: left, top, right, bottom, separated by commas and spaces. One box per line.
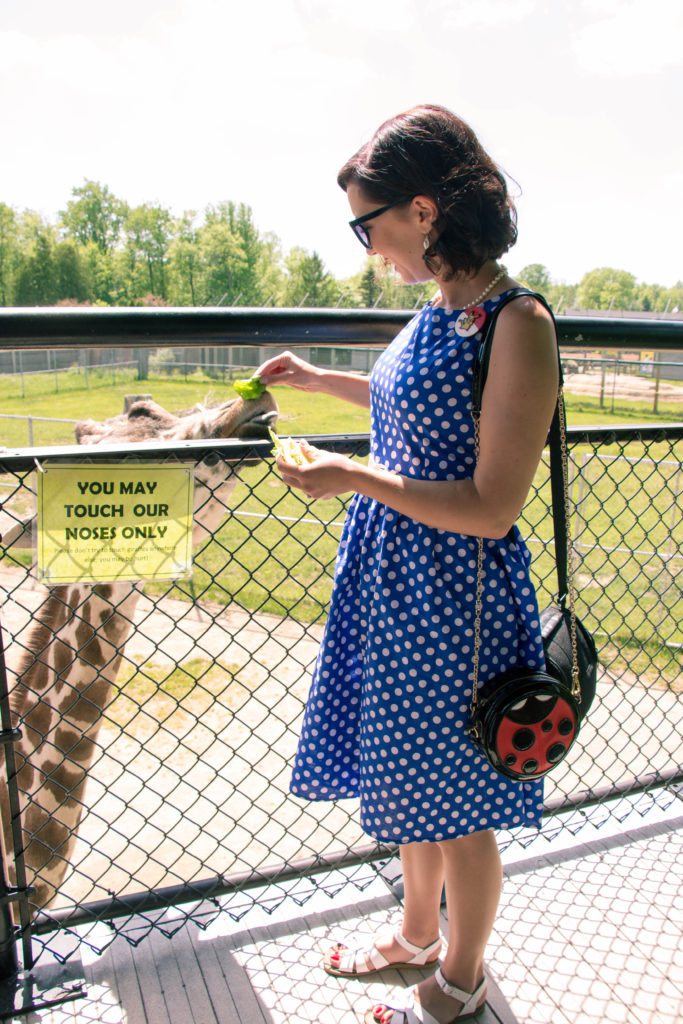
5, 806, 681, 1024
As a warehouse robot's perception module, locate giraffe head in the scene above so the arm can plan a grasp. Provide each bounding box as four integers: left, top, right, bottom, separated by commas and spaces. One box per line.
74, 390, 278, 445
74, 388, 279, 544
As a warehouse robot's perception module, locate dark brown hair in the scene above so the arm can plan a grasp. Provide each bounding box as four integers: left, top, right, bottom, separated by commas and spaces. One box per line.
337, 104, 517, 278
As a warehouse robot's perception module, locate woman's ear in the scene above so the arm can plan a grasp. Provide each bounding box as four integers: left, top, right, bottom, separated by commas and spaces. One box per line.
412, 195, 439, 230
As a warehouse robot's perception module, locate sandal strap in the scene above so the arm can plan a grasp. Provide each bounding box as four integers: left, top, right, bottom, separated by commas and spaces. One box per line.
434, 969, 487, 1017
393, 929, 442, 962
337, 943, 390, 973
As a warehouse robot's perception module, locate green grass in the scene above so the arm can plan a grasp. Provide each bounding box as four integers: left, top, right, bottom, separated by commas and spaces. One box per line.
1, 375, 680, 689
0, 367, 680, 448
564, 394, 681, 424
106, 657, 250, 732
0, 377, 371, 447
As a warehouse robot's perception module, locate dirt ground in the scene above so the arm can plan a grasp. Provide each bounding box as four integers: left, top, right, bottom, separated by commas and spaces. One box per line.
1, 567, 681, 916
563, 370, 683, 403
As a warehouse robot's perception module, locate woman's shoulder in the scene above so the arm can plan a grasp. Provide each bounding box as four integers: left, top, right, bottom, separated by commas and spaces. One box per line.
492, 286, 555, 331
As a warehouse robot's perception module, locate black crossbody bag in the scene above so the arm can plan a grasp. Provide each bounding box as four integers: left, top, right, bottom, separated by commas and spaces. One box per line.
466, 289, 597, 781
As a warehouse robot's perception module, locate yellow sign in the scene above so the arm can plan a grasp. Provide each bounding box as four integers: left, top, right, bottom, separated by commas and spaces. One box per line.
37, 463, 195, 583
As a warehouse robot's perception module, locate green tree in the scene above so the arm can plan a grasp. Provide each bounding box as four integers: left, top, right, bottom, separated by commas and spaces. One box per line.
360, 262, 382, 307
576, 267, 637, 310
168, 211, 201, 305
54, 239, 92, 302
252, 231, 286, 306
283, 248, 338, 307
197, 214, 247, 305
14, 213, 58, 305
124, 202, 173, 299
0, 203, 19, 305
61, 180, 128, 254
517, 263, 552, 292
665, 282, 683, 313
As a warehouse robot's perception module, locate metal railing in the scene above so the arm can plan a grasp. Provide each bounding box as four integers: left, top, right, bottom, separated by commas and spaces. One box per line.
0, 307, 681, 981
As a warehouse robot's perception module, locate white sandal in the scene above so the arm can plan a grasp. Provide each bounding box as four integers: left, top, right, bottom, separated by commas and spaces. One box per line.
323, 928, 442, 977
362, 967, 487, 1023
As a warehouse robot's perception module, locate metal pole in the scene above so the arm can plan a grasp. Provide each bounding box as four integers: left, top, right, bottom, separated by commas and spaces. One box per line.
653, 361, 662, 415
0, 627, 28, 978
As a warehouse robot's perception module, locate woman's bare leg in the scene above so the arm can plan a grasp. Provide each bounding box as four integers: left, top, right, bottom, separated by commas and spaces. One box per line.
399, 841, 444, 946
409, 829, 502, 1020
327, 841, 444, 971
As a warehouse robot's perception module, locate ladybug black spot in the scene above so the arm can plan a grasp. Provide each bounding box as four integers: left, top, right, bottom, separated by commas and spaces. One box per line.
558, 718, 574, 736
522, 759, 539, 775
513, 728, 535, 751
541, 720, 553, 733
547, 743, 566, 764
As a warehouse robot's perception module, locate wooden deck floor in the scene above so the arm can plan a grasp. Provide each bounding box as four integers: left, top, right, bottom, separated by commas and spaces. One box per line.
5, 808, 683, 1024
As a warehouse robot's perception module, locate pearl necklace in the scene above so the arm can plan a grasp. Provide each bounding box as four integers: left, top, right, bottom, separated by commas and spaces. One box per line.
464, 264, 507, 308
443, 264, 508, 337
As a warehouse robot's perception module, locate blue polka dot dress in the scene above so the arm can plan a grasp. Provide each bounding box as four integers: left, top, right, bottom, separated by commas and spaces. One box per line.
290, 292, 545, 843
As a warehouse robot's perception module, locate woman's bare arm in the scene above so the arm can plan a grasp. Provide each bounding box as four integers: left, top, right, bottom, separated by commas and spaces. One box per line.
278, 298, 559, 538
257, 351, 371, 408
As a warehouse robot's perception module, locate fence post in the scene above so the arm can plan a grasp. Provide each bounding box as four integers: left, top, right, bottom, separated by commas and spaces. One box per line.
653, 362, 662, 414
0, 628, 21, 979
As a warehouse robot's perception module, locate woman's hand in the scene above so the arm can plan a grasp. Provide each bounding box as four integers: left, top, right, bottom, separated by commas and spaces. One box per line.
257, 351, 322, 391
276, 442, 358, 500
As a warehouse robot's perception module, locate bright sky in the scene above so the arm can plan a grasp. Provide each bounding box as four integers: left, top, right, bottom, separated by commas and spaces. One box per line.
1, 0, 681, 287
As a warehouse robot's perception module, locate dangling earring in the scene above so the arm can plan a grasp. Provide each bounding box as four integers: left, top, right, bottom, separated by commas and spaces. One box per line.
423, 233, 431, 253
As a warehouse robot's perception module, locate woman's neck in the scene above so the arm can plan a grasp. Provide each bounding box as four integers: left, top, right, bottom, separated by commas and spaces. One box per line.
433, 262, 512, 310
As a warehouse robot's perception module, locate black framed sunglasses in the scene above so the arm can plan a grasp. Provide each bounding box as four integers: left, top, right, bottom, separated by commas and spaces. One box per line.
348, 197, 414, 248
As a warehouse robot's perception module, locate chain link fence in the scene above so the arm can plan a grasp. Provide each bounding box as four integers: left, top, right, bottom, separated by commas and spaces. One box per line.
0, 420, 681, 972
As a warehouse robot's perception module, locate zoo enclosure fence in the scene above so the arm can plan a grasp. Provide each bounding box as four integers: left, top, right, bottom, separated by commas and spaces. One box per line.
0, 306, 681, 993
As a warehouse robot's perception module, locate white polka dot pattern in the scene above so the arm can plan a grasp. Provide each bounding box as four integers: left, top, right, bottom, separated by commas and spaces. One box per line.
290, 293, 545, 842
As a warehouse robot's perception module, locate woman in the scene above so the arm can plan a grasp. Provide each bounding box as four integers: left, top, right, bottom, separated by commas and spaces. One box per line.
257, 104, 558, 1024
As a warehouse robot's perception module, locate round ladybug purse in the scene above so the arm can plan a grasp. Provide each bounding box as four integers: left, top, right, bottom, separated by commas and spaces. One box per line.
466, 290, 597, 782
469, 669, 579, 780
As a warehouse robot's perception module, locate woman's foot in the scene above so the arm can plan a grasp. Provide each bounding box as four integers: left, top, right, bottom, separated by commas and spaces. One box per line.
363, 968, 487, 1023
323, 926, 442, 977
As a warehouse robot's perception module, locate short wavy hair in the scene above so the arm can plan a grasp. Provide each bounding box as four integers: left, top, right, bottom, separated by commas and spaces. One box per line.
337, 104, 517, 279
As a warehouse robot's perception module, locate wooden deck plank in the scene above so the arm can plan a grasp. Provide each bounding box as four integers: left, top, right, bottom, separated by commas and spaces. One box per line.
183, 925, 243, 1024
105, 931, 148, 1024
144, 924, 198, 1024
165, 921, 220, 1024
191, 921, 271, 1024
127, 928, 176, 1024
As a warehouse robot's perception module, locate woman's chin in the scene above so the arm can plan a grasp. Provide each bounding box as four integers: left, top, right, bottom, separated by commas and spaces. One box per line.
396, 267, 430, 286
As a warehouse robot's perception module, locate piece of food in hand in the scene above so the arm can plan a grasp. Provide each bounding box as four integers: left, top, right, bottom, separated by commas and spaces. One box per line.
269, 428, 316, 466
233, 375, 266, 400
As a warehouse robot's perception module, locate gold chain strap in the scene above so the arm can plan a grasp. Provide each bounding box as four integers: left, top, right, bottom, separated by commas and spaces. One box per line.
557, 386, 581, 700
469, 384, 581, 727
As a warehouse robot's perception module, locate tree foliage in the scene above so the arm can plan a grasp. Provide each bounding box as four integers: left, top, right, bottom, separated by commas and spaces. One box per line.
1, 182, 680, 311
61, 181, 128, 254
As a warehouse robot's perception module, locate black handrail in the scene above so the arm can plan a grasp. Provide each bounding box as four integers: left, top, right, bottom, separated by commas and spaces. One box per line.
0, 306, 682, 350
0, 425, 681, 470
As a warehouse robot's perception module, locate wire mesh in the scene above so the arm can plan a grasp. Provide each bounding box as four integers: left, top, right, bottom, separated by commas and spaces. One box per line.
0, 425, 681, 969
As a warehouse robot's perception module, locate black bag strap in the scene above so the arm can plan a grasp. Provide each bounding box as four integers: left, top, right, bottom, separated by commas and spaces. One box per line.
472, 288, 570, 607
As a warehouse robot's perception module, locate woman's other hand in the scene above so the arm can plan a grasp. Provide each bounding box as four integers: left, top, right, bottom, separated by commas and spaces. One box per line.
276, 442, 358, 500
257, 351, 321, 391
